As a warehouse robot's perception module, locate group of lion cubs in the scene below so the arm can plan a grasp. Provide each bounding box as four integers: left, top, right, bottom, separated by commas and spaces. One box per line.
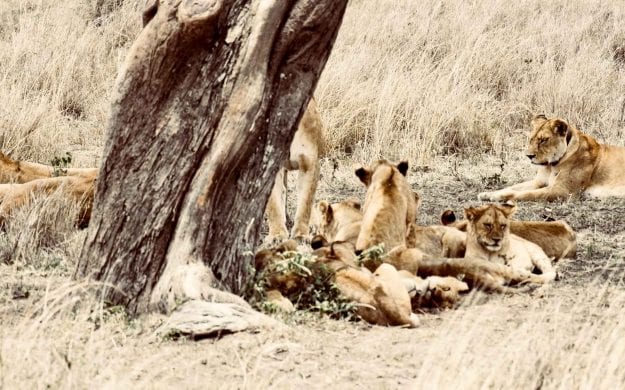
256, 103, 625, 327
1, 101, 625, 327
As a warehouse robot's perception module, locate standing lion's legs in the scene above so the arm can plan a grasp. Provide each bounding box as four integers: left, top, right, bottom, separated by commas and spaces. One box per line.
290, 155, 319, 240
265, 167, 288, 243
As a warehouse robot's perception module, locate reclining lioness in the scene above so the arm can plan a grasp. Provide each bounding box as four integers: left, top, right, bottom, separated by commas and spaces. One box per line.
441, 209, 576, 260
464, 202, 557, 283
255, 240, 420, 327
479, 115, 625, 201
0, 151, 97, 184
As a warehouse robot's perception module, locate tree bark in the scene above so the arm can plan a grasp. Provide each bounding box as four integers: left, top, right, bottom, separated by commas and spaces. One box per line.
75, 0, 347, 316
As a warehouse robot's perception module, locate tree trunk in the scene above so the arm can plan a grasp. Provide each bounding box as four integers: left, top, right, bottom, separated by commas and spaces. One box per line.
75, 0, 348, 316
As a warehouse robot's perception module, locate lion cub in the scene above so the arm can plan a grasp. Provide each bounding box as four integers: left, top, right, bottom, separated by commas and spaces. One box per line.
354, 160, 417, 253
310, 199, 362, 245
464, 202, 556, 283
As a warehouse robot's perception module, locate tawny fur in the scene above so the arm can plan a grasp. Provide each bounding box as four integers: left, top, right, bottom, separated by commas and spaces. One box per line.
265, 99, 324, 242
442, 210, 577, 260
464, 203, 557, 283
0, 151, 97, 184
354, 160, 417, 252
0, 171, 96, 227
310, 198, 362, 245
479, 115, 625, 201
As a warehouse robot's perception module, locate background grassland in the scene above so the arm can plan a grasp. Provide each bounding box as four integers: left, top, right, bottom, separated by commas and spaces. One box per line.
1, 0, 625, 388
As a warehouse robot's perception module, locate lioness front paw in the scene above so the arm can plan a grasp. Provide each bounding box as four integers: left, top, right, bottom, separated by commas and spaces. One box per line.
478, 191, 513, 202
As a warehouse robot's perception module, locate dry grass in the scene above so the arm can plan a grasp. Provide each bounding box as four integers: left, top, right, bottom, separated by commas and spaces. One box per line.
1, 0, 625, 388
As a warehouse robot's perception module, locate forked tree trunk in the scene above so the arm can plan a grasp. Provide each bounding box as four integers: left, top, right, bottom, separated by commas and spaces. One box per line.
75, 0, 347, 317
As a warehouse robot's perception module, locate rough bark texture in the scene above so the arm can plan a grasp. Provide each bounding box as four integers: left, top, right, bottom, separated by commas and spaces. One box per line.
75, 0, 347, 315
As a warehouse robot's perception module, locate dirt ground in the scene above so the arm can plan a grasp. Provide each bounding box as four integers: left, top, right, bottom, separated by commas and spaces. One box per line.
1, 154, 625, 389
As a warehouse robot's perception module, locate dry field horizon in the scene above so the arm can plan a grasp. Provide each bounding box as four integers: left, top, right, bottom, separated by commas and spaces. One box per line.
2, 0, 625, 388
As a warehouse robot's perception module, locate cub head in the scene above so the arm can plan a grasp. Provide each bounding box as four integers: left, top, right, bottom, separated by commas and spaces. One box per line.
526, 115, 571, 166
310, 199, 361, 240
354, 159, 408, 187
464, 202, 516, 252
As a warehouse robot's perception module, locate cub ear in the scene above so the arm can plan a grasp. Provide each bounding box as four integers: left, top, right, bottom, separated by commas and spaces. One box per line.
311, 234, 329, 250
344, 199, 361, 210
531, 114, 548, 131
355, 166, 372, 186
498, 200, 518, 218
441, 209, 456, 225
317, 200, 329, 214
397, 161, 409, 176
552, 119, 568, 137
464, 206, 484, 222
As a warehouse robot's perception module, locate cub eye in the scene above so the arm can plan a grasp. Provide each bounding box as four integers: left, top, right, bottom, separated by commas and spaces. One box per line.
483, 223, 492, 230
500, 224, 507, 230
539, 138, 548, 145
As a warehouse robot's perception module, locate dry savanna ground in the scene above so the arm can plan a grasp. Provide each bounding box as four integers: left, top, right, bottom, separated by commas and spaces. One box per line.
1, 0, 625, 388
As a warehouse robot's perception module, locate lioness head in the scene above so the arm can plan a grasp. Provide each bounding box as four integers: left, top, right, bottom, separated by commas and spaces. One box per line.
310, 199, 361, 241
465, 202, 516, 252
353, 160, 416, 253
525, 115, 572, 166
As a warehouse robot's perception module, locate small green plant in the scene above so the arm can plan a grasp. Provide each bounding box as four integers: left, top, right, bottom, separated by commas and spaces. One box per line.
50, 152, 72, 177
249, 249, 357, 320
356, 244, 385, 271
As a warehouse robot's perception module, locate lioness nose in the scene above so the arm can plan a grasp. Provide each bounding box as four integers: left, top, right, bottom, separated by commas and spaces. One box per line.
526, 154, 535, 160
355, 249, 363, 256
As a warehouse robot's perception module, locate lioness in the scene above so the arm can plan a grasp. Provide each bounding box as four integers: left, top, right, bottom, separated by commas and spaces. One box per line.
310, 198, 362, 245
441, 209, 576, 260
479, 115, 625, 201
0, 151, 98, 184
464, 202, 557, 283
256, 240, 420, 327
265, 99, 323, 242
0, 172, 96, 227
354, 160, 417, 252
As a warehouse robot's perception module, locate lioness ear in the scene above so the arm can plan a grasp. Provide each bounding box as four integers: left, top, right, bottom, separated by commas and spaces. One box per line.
345, 199, 361, 210
552, 119, 568, 137
499, 201, 517, 218
464, 206, 482, 222
397, 161, 409, 176
355, 166, 371, 186
531, 115, 548, 131
317, 200, 329, 214
325, 204, 334, 224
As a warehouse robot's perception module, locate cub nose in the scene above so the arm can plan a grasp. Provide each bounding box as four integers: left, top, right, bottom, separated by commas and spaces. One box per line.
355, 249, 363, 256
526, 154, 535, 160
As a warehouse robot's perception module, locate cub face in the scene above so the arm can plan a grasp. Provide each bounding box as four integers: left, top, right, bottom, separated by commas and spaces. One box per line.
525, 115, 570, 166
465, 203, 516, 252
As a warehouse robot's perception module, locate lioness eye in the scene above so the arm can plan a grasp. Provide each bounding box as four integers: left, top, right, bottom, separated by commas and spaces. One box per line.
501, 224, 507, 230
483, 223, 492, 230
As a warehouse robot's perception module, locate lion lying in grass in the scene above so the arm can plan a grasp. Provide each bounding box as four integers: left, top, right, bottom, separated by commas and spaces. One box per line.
0, 151, 97, 184
0, 152, 97, 227
254, 240, 420, 327
441, 209, 576, 260
479, 115, 625, 201
464, 202, 557, 283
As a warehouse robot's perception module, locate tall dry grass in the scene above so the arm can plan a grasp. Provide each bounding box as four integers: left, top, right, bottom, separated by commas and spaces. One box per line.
317, 0, 625, 164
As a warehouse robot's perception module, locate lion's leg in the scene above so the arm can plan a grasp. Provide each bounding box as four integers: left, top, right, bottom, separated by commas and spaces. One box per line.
265, 167, 289, 243
290, 154, 319, 240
